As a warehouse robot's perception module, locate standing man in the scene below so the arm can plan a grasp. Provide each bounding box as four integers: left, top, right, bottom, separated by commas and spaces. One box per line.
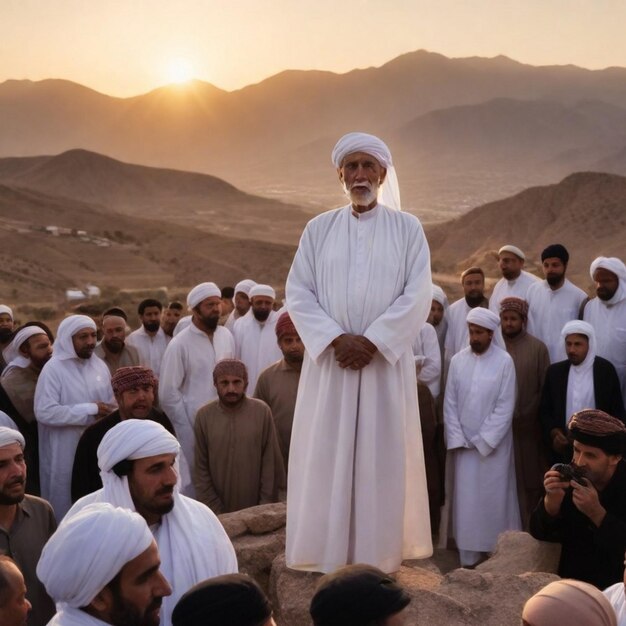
0, 427, 56, 626
162, 301, 184, 337
526, 244, 587, 363
499, 297, 550, 527
285, 132, 433, 573
34, 315, 115, 518
224, 279, 256, 331
428, 285, 448, 360
583, 257, 626, 408
194, 359, 284, 514
126, 299, 170, 377
0, 306, 15, 373
159, 282, 235, 488
94, 312, 140, 376
444, 308, 520, 567
489, 245, 540, 313
233, 284, 282, 393
254, 311, 303, 471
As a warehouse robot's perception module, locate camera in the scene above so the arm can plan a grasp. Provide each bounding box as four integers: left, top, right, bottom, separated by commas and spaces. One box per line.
551, 463, 588, 485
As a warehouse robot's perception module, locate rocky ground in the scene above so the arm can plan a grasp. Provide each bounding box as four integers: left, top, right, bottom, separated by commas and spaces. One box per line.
219, 503, 562, 626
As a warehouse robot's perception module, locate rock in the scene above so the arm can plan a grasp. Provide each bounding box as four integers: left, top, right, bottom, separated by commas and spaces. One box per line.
476, 531, 561, 576
218, 514, 248, 540
219, 502, 286, 537
396, 564, 443, 591
234, 529, 285, 593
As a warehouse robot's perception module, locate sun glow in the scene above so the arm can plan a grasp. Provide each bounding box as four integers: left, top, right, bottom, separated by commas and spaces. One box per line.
166, 58, 194, 84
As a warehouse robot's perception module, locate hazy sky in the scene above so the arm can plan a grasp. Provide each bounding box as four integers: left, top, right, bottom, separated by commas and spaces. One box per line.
2, 0, 624, 96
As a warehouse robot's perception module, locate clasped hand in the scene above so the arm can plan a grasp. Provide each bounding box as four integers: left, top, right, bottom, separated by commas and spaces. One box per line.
331, 334, 377, 370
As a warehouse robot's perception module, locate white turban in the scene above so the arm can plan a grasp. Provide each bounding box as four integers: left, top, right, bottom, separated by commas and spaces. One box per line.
0, 305, 13, 319
2, 326, 48, 370
0, 426, 24, 449
249, 284, 276, 300
498, 245, 525, 260
331, 131, 401, 212
466, 307, 500, 331
187, 282, 221, 310
37, 502, 153, 608
431, 285, 448, 308
234, 279, 256, 296
0, 413, 19, 432
590, 256, 626, 305
55, 315, 96, 360
561, 320, 597, 363
98, 419, 180, 473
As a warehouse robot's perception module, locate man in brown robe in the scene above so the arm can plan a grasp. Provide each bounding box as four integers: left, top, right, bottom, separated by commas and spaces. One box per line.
194, 359, 285, 514
500, 297, 550, 527
254, 311, 302, 471
94, 313, 140, 376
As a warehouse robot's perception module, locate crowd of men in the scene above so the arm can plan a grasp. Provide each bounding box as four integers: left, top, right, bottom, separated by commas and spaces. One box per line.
0, 130, 624, 625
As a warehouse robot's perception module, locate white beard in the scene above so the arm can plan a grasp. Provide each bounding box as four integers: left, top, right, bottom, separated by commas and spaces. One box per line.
342, 181, 379, 207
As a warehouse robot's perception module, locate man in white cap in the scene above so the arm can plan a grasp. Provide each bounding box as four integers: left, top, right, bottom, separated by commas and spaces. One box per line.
489, 245, 540, 314
0, 306, 14, 373
444, 307, 520, 566
233, 284, 281, 393
159, 282, 235, 493
66, 420, 237, 626
583, 257, 626, 409
0, 427, 56, 626
285, 132, 433, 573
540, 320, 625, 464
38, 502, 172, 626
224, 279, 256, 332
428, 284, 448, 360
34, 315, 116, 518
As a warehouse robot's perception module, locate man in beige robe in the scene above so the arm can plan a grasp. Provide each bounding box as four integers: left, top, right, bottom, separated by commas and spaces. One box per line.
194, 359, 285, 514
254, 311, 302, 471
500, 297, 550, 527
94, 313, 140, 376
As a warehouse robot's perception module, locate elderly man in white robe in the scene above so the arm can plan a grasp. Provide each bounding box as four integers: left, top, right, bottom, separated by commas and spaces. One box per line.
444, 307, 520, 567
34, 315, 115, 518
37, 502, 172, 626
286, 132, 433, 574
159, 282, 235, 493
489, 245, 541, 314
583, 257, 626, 409
233, 284, 282, 393
66, 419, 237, 626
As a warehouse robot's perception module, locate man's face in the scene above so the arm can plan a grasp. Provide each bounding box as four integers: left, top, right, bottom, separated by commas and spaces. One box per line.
72, 327, 97, 359
0, 443, 26, 505
193, 297, 222, 331
161, 308, 181, 334
251, 296, 274, 322
215, 374, 247, 407
500, 311, 524, 339
105, 542, 171, 626
338, 151, 386, 209
571, 441, 620, 487
234, 292, 250, 316
128, 454, 177, 523
117, 385, 155, 420
102, 316, 126, 354
542, 257, 566, 287
22, 334, 53, 369
0, 315, 13, 342
594, 268, 619, 301
141, 307, 162, 333
278, 333, 304, 365
462, 273, 485, 299
427, 301, 444, 327
498, 252, 524, 280
0, 562, 31, 626
468, 324, 493, 354
565, 333, 589, 366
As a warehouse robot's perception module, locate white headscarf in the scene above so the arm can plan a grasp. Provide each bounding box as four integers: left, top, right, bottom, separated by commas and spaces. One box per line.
54, 315, 96, 361
234, 279, 256, 296
0, 413, 18, 432
561, 320, 597, 419
187, 282, 221, 310
2, 326, 48, 372
249, 284, 276, 300
37, 502, 153, 609
331, 132, 401, 211
498, 244, 526, 260
0, 305, 13, 319
0, 426, 24, 449
590, 257, 626, 306
432, 284, 449, 309
466, 307, 500, 331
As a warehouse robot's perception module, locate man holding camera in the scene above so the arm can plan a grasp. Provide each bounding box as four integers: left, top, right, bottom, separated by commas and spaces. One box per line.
529, 408, 626, 589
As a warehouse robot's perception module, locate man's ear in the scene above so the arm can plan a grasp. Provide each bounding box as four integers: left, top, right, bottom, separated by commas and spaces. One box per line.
337, 167, 344, 184
379, 167, 387, 185
89, 586, 113, 614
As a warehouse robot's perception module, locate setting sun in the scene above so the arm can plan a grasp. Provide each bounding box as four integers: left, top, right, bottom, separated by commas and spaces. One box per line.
166, 58, 194, 84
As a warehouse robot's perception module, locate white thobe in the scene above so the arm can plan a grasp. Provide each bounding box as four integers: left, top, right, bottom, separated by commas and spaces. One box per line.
224, 309, 244, 332
34, 356, 114, 519
604, 582, 626, 626
526, 279, 587, 363
286, 203, 433, 573
412, 322, 442, 398
584, 293, 626, 407
159, 323, 235, 488
488, 271, 541, 313
444, 343, 520, 556
233, 310, 282, 393
126, 326, 170, 376
444, 298, 487, 363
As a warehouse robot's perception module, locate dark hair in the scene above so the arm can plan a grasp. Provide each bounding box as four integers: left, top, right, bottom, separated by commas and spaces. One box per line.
0, 555, 18, 607
102, 307, 128, 322
138, 299, 163, 315
112, 459, 134, 477
221, 286, 235, 299
167, 301, 184, 311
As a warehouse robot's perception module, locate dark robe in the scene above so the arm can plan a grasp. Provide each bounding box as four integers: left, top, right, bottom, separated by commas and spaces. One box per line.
71, 408, 175, 502
529, 459, 626, 589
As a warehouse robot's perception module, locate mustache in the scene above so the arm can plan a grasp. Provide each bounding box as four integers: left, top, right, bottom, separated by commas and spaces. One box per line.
155, 485, 174, 496
6, 477, 24, 487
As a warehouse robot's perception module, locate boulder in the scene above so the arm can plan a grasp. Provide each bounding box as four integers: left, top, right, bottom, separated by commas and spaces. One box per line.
220, 502, 287, 539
